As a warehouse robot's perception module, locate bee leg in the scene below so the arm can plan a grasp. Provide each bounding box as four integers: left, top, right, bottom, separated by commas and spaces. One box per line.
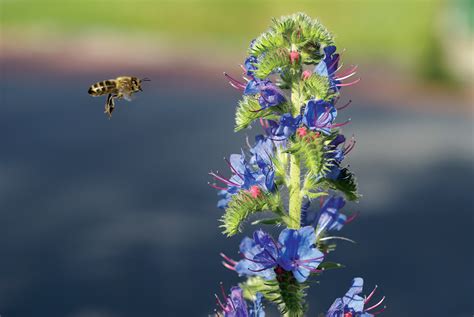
104, 94, 116, 118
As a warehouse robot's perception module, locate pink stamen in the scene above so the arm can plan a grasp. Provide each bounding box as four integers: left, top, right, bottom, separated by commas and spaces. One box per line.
215, 294, 226, 311
298, 264, 323, 273
223, 72, 246, 89
365, 296, 386, 312
345, 211, 360, 224
228, 81, 244, 90
334, 71, 356, 81
315, 107, 332, 126
371, 306, 387, 315
239, 253, 268, 265
344, 137, 356, 155
336, 65, 358, 78
335, 61, 344, 73
209, 172, 240, 186
224, 158, 244, 180
220, 252, 237, 265
222, 261, 237, 271
297, 254, 325, 264
336, 78, 361, 87
336, 99, 352, 111
330, 119, 351, 128
327, 54, 340, 73
208, 182, 227, 191
248, 266, 274, 273
365, 285, 378, 304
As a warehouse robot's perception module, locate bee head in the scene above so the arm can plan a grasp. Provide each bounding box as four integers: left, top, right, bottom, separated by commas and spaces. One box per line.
131, 77, 150, 92
130, 77, 142, 92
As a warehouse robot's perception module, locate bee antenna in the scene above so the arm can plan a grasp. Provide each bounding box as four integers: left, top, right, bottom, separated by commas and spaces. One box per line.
142, 78, 151, 81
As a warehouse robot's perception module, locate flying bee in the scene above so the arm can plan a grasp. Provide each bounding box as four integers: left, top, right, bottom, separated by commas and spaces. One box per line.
88, 76, 150, 118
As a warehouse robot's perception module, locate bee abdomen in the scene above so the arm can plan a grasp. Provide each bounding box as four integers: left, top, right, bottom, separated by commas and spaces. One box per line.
88, 80, 117, 96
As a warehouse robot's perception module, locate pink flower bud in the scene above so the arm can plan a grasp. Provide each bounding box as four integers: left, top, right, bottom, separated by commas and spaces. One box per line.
302, 70, 312, 80
290, 50, 300, 64
249, 185, 261, 198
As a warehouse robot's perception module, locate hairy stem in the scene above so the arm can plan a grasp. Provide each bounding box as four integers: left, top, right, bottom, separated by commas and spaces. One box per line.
288, 154, 302, 229
288, 80, 303, 229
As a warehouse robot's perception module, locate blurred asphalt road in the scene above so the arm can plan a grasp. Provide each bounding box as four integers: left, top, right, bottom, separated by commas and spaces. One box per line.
0, 70, 472, 317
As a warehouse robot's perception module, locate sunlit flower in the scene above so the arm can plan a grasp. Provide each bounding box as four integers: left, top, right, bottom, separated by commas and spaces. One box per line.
210, 142, 275, 208
215, 286, 266, 317
224, 67, 285, 110
221, 227, 324, 283
324, 134, 356, 180
263, 114, 302, 140
326, 277, 386, 317
278, 226, 325, 282
314, 45, 360, 91
302, 99, 339, 135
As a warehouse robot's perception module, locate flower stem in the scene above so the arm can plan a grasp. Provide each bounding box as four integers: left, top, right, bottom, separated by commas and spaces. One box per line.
288, 80, 302, 229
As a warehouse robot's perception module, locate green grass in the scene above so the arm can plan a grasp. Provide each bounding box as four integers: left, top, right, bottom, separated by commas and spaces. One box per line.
1, 0, 443, 70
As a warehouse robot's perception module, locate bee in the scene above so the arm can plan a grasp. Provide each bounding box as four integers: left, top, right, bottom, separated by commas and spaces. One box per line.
88, 76, 150, 118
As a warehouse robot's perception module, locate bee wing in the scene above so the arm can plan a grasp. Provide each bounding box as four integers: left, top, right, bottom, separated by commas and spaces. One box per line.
118, 87, 133, 101
123, 93, 133, 101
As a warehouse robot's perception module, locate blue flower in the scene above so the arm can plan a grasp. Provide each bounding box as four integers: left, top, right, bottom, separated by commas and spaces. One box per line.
264, 114, 302, 140
243, 78, 286, 110
211, 144, 275, 208
257, 84, 286, 109
301, 196, 347, 238
326, 278, 386, 317
324, 134, 355, 180
224, 227, 324, 283
314, 45, 340, 91
232, 230, 279, 280
315, 196, 347, 237
215, 286, 265, 317
249, 293, 265, 317
244, 56, 258, 77
302, 99, 337, 135
313, 45, 360, 91
277, 226, 324, 283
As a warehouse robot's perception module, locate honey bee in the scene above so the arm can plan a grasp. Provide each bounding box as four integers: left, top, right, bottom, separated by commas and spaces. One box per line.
88, 76, 150, 118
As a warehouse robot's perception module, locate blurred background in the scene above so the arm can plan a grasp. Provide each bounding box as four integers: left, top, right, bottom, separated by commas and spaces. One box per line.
0, 0, 473, 316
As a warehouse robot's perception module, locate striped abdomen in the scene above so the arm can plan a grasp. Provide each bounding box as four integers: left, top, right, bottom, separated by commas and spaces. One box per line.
88, 80, 118, 96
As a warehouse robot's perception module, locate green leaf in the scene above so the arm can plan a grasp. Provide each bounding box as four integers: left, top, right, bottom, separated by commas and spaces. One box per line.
324, 167, 360, 201
241, 274, 308, 317
220, 191, 282, 236
251, 217, 283, 226
318, 261, 345, 271
234, 95, 289, 132
254, 48, 290, 79
302, 74, 336, 102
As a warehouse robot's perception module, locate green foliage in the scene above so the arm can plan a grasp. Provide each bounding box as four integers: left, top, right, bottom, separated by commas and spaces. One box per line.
324, 167, 359, 201
301, 74, 336, 102
250, 12, 334, 60
287, 133, 331, 179
272, 150, 289, 187
254, 48, 291, 79
241, 274, 308, 317
276, 270, 308, 316
318, 261, 345, 271
220, 191, 283, 236
241, 277, 282, 303
234, 95, 289, 132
